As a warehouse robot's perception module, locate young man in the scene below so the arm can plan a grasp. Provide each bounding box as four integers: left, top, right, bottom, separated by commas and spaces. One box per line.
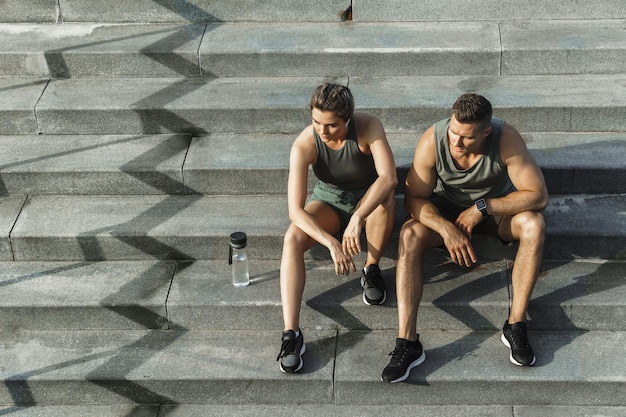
382, 93, 548, 383
277, 83, 397, 373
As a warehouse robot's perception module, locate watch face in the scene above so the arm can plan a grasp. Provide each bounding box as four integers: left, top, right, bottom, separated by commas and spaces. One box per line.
477, 199, 487, 210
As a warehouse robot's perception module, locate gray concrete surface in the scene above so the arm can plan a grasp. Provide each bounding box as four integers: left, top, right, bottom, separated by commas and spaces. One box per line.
58, 0, 348, 22
31, 75, 626, 135
335, 330, 626, 405
0, 23, 205, 77
0, 78, 47, 134
501, 20, 626, 75
7, 194, 626, 261
353, 0, 626, 21
0, 329, 336, 405
199, 22, 501, 77
0, 196, 26, 260
0, 0, 57, 23
0, 261, 175, 330
0, 134, 190, 195
0, 329, 624, 406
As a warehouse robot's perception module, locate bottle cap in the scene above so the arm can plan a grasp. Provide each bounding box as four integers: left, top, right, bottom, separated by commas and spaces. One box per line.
230, 232, 247, 248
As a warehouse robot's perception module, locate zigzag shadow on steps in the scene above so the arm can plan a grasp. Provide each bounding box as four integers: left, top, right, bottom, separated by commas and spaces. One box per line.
2, 260, 189, 408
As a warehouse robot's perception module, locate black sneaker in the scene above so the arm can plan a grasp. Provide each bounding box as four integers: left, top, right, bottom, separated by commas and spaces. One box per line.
360, 264, 386, 305
381, 337, 426, 383
276, 329, 306, 373
501, 321, 536, 366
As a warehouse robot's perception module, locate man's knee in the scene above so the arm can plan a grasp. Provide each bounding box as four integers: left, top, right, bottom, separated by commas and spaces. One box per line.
513, 211, 546, 241
399, 220, 432, 255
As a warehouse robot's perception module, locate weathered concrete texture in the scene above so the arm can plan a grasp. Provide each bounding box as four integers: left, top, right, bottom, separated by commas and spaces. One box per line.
524, 132, 626, 194
185, 131, 626, 196
0, 196, 26, 260
58, 0, 348, 22
200, 22, 501, 77
0, 0, 58, 23
515, 405, 626, 417
335, 330, 626, 406
9, 195, 290, 261
7, 194, 626, 261
501, 20, 626, 75
0, 405, 159, 416
545, 194, 626, 259
32, 75, 626, 135
0, 23, 205, 77
164, 258, 626, 332
1, 329, 622, 406
160, 404, 515, 417
0, 329, 336, 405
0, 134, 191, 195
167, 258, 513, 331
348, 75, 626, 133
530, 260, 626, 330
353, 0, 626, 21
34, 77, 343, 135
0, 261, 175, 330
0, 78, 48, 134
183, 134, 317, 195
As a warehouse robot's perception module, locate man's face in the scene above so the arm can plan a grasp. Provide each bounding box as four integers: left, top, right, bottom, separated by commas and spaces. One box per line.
447, 115, 491, 158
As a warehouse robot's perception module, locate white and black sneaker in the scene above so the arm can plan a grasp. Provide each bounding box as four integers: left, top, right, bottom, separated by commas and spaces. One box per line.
276, 329, 306, 373
501, 320, 536, 366
381, 336, 426, 383
361, 264, 386, 305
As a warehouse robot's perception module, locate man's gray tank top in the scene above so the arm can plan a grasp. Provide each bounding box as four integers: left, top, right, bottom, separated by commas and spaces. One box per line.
432, 116, 516, 208
312, 119, 378, 190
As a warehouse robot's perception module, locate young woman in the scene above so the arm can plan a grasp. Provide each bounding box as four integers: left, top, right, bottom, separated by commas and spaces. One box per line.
276, 83, 398, 373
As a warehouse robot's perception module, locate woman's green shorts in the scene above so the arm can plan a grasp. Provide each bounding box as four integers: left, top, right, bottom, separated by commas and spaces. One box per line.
308, 181, 369, 230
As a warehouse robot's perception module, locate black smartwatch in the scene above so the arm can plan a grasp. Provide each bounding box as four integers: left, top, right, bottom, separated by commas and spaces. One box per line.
475, 198, 488, 218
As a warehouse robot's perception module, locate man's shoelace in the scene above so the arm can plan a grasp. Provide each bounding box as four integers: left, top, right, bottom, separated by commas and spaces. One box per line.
509, 328, 530, 349
387, 346, 409, 366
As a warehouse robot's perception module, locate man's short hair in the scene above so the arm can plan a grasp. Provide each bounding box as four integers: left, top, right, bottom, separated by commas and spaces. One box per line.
310, 83, 354, 122
452, 93, 493, 129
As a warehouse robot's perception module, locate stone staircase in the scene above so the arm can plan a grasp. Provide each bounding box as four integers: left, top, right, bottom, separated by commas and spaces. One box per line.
1, 1, 625, 415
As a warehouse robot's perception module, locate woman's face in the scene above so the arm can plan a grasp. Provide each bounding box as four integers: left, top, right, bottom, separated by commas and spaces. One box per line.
311, 108, 348, 142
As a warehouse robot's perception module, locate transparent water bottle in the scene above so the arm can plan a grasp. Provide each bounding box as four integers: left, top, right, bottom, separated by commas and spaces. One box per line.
229, 232, 249, 287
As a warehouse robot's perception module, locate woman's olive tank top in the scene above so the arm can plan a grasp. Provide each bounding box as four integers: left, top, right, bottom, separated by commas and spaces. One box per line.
312, 119, 378, 190
432, 117, 516, 207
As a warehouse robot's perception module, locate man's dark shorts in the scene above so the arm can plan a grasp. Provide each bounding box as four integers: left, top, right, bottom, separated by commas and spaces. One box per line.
426, 194, 514, 246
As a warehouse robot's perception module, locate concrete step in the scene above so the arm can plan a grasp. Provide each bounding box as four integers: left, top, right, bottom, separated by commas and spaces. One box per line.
0, 0, 58, 23
0, 261, 175, 330
0, 134, 192, 195
4, 194, 626, 261
3, 132, 623, 196
1, 329, 625, 406
3, 258, 622, 332
0, 23, 205, 78
2, 405, 626, 417
353, 0, 626, 21
500, 20, 626, 75
27, 75, 626, 135
0, 78, 47, 135
200, 20, 626, 77
2, 21, 624, 78
56, 0, 350, 23
5, 1, 625, 23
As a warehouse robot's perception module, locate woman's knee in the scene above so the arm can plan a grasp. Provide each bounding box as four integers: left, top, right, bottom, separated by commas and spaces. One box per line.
283, 224, 313, 251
